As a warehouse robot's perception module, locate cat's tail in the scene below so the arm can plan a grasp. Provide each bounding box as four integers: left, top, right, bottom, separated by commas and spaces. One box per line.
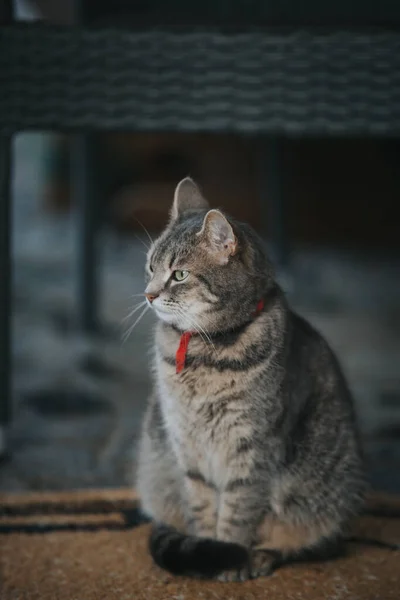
149, 523, 248, 578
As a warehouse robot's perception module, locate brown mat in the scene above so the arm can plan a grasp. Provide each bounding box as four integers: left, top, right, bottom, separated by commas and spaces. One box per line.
1, 489, 399, 600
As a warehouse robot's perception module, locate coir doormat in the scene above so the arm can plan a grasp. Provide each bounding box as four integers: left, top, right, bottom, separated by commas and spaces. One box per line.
1, 488, 399, 600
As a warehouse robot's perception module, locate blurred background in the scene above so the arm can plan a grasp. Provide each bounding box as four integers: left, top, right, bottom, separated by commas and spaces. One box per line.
0, 0, 399, 494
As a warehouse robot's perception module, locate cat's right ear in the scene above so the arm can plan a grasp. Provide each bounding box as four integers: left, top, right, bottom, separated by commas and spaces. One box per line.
170, 177, 209, 221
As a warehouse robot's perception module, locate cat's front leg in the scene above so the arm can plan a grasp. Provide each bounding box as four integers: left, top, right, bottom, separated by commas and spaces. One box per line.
184, 470, 218, 538
216, 481, 264, 547
216, 483, 276, 581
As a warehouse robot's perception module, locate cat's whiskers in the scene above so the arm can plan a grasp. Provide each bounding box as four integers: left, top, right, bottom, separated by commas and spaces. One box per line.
174, 307, 217, 358
181, 310, 217, 355
134, 217, 154, 247
174, 307, 207, 346
134, 234, 150, 252
122, 304, 149, 343
122, 300, 147, 323
186, 315, 217, 356
174, 309, 209, 350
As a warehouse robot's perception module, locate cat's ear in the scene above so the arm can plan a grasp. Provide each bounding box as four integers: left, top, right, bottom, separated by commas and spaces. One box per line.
170, 177, 209, 221
197, 209, 237, 265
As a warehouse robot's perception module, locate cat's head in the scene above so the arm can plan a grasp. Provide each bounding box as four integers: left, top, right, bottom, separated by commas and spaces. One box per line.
144, 178, 274, 334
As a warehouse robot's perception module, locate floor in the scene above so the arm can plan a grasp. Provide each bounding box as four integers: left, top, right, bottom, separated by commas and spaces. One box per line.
0, 134, 399, 493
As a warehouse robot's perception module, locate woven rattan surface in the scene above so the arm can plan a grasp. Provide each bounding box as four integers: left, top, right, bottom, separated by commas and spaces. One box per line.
1, 25, 400, 134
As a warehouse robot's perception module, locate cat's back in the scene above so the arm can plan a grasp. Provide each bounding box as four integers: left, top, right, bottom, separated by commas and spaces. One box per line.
287, 310, 351, 398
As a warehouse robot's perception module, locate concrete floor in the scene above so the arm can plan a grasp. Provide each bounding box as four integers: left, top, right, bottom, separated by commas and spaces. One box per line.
0, 134, 399, 493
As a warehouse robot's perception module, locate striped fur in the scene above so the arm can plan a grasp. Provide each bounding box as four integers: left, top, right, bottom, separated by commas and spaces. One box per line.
149, 524, 248, 578
136, 178, 366, 581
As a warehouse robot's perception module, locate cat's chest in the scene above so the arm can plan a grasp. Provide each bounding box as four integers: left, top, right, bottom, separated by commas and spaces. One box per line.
160, 371, 230, 438
164, 395, 232, 484
157, 367, 241, 483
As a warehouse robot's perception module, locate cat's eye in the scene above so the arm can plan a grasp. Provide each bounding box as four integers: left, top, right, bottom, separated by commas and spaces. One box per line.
172, 270, 189, 282
148, 264, 153, 273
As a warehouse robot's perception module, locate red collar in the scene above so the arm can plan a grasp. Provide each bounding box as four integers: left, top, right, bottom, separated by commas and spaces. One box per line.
176, 298, 265, 374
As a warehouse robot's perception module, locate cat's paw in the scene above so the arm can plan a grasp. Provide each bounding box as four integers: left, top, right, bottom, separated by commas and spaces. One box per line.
216, 551, 277, 582
249, 550, 277, 579
216, 564, 251, 582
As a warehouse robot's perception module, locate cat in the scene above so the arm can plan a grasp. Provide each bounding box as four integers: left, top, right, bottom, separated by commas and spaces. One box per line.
135, 177, 366, 581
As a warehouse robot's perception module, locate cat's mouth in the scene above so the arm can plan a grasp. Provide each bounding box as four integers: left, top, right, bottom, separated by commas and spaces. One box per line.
151, 299, 197, 328
150, 300, 169, 314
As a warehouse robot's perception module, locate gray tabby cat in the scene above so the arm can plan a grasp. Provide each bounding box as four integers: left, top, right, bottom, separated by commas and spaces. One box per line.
136, 177, 366, 581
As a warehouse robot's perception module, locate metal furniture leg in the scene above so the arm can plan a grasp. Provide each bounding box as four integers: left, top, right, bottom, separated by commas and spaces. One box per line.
260, 137, 290, 269
0, 134, 12, 457
0, 0, 13, 23
72, 134, 99, 334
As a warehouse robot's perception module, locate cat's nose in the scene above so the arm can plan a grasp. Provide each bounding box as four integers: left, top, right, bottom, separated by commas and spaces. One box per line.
145, 292, 159, 303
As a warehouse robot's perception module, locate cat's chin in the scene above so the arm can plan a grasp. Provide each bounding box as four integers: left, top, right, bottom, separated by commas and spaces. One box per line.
154, 309, 176, 325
